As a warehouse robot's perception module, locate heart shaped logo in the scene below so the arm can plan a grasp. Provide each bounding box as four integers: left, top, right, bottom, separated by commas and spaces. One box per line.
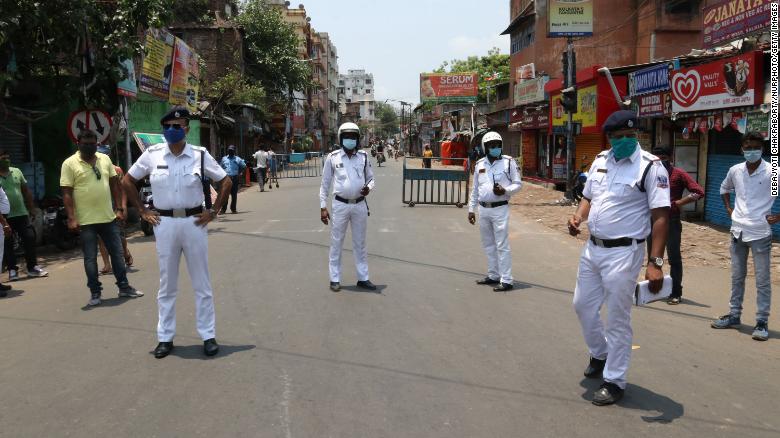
671, 70, 701, 108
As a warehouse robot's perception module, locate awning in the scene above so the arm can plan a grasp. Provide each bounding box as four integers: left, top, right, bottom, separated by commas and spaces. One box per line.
500, 2, 535, 35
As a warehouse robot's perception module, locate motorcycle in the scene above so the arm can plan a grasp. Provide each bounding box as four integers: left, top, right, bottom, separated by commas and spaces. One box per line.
376, 151, 385, 167
139, 179, 155, 236
41, 196, 78, 250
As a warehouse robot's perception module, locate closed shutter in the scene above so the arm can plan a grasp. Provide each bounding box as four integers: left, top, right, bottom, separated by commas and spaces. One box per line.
574, 133, 604, 172
0, 118, 28, 162
706, 154, 780, 238
521, 131, 537, 174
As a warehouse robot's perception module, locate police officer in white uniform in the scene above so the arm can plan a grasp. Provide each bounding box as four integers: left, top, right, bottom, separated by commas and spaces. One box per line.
320, 122, 376, 292
468, 132, 523, 292
122, 106, 233, 359
568, 110, 670, 405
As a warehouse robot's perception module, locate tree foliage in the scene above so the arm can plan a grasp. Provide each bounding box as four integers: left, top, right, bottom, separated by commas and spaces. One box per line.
237, 0, 314, 99
374, 101, 399, 138
204, 68, 266, 115
434, 47, 510, 102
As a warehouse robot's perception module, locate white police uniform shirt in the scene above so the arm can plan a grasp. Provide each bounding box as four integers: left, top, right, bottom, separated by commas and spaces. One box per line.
128, 143, 226, 210
320, 149, 376, 208
583, 147, 670, 240
127, 142, 226, 342
720, 159, 777, 242
468, 155, 523, 212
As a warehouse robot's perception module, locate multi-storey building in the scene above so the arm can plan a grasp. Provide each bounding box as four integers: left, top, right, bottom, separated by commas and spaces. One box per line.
338, 69, 376, 128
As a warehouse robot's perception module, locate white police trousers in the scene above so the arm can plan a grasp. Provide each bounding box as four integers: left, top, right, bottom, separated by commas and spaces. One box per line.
154, 216, 215, 342
573, 240, 645, 389
329, 200, 369, 283
478, 204, 513, 284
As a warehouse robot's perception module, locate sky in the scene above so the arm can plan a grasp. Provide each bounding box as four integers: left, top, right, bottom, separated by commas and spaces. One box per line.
303, 0, 509, 107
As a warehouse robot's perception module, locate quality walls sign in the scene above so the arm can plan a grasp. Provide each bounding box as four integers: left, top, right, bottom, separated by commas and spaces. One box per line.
420, 73, 478, 104
670, 51, 763, 113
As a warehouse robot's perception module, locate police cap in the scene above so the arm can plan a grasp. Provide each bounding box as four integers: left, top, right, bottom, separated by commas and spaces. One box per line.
602, 110, 638, 134
160, 106, 190, 125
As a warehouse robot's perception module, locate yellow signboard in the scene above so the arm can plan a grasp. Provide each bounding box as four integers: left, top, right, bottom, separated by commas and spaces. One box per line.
551, 85, 598, 127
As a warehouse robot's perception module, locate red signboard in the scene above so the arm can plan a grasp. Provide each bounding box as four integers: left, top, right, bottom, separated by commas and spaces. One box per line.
510, 104, 550, 129
637, 92, 672, 118
702, 0, 772, 49
420, 73, 479, 104
671, 51, 763, 113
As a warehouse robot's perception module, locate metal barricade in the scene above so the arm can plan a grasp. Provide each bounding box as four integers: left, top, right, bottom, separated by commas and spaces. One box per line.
402, 157, 470, 208
270, 152, 323, 179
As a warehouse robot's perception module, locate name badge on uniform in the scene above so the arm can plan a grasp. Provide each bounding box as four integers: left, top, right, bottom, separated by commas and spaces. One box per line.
478, 169, 486, 173
156, 165, 169, 169
336, 163, 344, 168
597, 168, 607, 173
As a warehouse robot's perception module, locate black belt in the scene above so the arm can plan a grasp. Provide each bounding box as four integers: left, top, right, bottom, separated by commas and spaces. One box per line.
589, 236, 645, 248
479, 201, 508, 208
157, 206, 203, 218
335, 196, 365, 204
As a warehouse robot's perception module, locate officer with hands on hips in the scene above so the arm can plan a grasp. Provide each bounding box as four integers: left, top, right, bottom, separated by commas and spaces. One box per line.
122, 106, 233, 359
468, 131, 523, 292
320, 122, 376, 292
568, 110, 670, 406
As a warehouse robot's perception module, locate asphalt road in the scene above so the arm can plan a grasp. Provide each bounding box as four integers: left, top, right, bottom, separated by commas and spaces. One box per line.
1, 158, 778, 438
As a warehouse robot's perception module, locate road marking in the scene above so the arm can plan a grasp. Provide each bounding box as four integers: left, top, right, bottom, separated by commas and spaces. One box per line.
280, 369, 293, 438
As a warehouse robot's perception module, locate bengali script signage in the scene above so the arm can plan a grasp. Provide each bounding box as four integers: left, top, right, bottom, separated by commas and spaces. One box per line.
139, 29, 175, 100
514, 76, 549, 106
702, 0, 772, 49
548, 0, 593, 37
670, 51, 762, 112
420, 73, 478, 104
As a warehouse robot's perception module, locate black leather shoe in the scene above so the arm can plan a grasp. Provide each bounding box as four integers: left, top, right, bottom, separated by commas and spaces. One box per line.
356, 280, 377, 291
204, 338, 219, 356
493, 283, 514, 292
0, 283, 11, 291
154, 342, 174, 359
592, 382, 624, 406
0, 290, 7, 298
476, 277, 500, 285
584, 356, 606, 378
330, 282, 341, 292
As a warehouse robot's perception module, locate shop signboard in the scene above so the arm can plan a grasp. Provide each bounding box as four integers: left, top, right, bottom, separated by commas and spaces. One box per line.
745, 109, 769, 139
628, 63, 670, 97
702, 0, 772, 49
516, 63, 536, 83
551, 84, 597, 127
420, 73, 478, 104
169, 38, 200, 112
637, 92, 672, 118
514, 76, 549, 106
139, 29, 175, 100
670, 51, 762, 113
548, 0, 594, 37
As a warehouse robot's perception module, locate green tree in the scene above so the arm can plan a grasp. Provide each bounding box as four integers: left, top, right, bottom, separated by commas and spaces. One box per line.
375, 101, 399, 138
237, 0, 314, 99
434, 47, 510, 102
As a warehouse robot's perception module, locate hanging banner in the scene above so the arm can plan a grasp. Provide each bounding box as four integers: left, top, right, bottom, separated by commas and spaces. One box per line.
516, 64, 536, 83
702, 0, 773, 49
746, 109, 769, 139
548, 0, 594, 37
139, 29, 175, 100
169, 38, 200, 112
670, 51, 763, 113
420, 73, 479, 104
116, 59, 138, 98
628, 63, 670, 97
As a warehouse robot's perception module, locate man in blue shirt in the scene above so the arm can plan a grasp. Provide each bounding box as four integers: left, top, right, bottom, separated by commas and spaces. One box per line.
220, 145, 246, 214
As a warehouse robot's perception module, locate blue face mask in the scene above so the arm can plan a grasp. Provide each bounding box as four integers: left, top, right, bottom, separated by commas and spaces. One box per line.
163, 126, 186, 144
610, 137, 637, 160
743, 149, 762, 163
342, 138, 358, 150
488, 147, 502, 158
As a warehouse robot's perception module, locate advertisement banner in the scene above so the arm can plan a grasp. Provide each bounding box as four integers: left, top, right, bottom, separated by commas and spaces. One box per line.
516, 64, 536, 83
510, 104, 550, 129
514, 76, 549, 106
169, 38, 200, 112
637, 92, 672, 118
551, 84, 597, 127
670, 52, 763, 113
139, 29, 175, 100
702, 0, 772, 49
628, 63, 670, 97
745, 109, 769, 139
117, 59, 138, 98
420, 73, 478, 103
548, 0, 594, 37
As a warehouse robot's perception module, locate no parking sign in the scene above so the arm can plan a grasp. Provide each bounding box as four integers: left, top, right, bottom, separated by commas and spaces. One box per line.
67, 109, 113, 144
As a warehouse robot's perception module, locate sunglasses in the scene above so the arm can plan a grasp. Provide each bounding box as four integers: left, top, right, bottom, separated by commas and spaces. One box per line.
163, 123, 185, 130
609, 133, 637, 140
91, 164, 101, 180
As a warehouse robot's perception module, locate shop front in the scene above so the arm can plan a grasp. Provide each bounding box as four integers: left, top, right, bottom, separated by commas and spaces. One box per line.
509, 103, 548, 177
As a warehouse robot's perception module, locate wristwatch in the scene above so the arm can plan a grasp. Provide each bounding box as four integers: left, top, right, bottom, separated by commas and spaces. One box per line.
650, 257, 664, 268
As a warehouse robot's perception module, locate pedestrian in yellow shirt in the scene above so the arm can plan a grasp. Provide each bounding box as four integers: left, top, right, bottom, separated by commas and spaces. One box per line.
422, 144, 433, 168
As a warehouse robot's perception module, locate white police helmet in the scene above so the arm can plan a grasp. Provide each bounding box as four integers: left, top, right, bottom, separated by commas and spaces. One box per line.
482, 131, 503, 148
338, 122, 361, 143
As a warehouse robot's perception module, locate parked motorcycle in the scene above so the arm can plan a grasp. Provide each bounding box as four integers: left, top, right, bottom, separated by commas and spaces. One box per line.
41, 196, 78, 250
